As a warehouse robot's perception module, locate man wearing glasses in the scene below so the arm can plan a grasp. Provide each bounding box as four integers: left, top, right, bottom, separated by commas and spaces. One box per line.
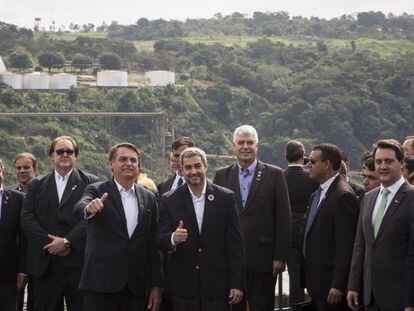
21, 136, 99, 311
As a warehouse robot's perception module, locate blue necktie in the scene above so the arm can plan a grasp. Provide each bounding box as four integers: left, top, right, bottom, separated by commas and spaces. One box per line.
303, 187, 322, 256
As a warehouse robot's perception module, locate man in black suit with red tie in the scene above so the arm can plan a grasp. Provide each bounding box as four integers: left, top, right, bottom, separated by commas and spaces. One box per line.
302, 143, 359, 311
0, 159, 26, 311
75, 142, 161, 311
21, 136, 99, 311
283, 140, 318, 305
158, 147, 245, 311
158, 136, 194, 196
214, 125, 291, 311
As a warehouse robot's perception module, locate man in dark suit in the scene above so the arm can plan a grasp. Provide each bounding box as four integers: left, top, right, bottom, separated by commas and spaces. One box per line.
302, 143, 359, 311
21, 136, 99, 311
340, 152, 365, 201
214, 125, 291, 311
158, 136, 195, 196
13, 152, 37, 311
347, 139, 414, 311
75, 142, 161, 311
360, 152, 380, 193
158, 147, 245, 311
283, 140, 319, 305
0, 159, 26, 311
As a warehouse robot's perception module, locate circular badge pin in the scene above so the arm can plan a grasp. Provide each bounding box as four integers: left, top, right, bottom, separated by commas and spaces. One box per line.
208, 194, 214, 201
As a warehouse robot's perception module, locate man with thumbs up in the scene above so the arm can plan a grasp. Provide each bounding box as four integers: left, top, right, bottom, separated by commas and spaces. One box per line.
157, 147, 246, 311
75, 142, 161, 311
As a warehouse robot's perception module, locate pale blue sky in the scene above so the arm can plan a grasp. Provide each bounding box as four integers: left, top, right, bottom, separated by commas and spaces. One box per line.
1, 0, 413, 29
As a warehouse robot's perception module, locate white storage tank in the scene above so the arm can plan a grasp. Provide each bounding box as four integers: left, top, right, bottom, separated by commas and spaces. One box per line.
50, 73, 77, 89
0, 56, 6, 73
0, 72, 23, 89
23, 72, 50, 89
145, 71, 175, 86
97, 70, 128, 87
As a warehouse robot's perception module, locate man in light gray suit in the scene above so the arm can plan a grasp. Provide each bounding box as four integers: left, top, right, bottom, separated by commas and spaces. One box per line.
347, 139, 414, 311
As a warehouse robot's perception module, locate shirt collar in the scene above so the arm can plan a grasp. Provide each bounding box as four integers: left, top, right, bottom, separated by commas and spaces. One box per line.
237, 159, 257, 176
55, 169, 73, 181
188, 180, 207, 200
288, 163, 303, 167
114, 179, 136, 194
380, 176, 405, 195
320, 173, 339, 191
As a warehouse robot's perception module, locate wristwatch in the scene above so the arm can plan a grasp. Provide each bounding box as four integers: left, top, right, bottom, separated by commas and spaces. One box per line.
63, 238, 71, 248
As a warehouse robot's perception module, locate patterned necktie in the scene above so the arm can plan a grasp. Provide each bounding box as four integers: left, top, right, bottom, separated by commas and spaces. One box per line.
373, 188, 390, 237
303, 187, 322, 256
177, 177, 183, 187
242, 168, 249, 178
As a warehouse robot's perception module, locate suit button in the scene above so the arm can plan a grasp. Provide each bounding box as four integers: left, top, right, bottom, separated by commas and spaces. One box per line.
195, 266, 199, 269
198, 248, 202, 252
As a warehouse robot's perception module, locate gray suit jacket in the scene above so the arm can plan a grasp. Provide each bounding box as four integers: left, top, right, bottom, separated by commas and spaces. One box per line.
348, 182, 414, 310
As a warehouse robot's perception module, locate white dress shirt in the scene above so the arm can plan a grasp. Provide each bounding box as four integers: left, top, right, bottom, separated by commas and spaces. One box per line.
114, 180, 139, 237
55, 169, 72, 202
318, 173, 339, 205
188, 181, 207, 233
371, 176, 405, 224
171, 172, 186, 190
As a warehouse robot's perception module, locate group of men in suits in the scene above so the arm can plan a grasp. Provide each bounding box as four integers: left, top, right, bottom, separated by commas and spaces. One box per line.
3, 129, 414, 311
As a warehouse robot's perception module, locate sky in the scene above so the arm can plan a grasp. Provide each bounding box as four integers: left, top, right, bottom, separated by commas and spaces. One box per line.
1, 0, 413, 29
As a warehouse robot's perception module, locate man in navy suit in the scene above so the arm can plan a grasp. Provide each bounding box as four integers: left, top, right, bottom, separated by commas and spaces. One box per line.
0, 159, 26, 311
21, 136, 99, 311
158, 147, 245, 311
75, 142, 161, 311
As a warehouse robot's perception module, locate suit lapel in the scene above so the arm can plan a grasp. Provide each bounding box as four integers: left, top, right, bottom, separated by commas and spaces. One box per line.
365, 188, 380, 241
108, 179, 128, 234
0, 190, 9, 224
130, 184, 145, 238
59, 169, 80, 208
201, 181, 214, 235
229, 164, 243, 211
46, 172, 59, 208
375, 183, 408, 240
244, 161, 265, 211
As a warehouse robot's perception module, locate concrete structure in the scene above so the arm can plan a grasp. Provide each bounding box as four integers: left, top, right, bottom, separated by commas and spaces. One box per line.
23, 72, 50, 89
0, 72, 23, 89
97, 70, 128, 87
145, 71, 175, 86
0, 56, 6, 74
50, 73, 77, 89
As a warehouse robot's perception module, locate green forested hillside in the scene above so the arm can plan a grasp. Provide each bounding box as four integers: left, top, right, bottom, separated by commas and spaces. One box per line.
1, 12, 414, 185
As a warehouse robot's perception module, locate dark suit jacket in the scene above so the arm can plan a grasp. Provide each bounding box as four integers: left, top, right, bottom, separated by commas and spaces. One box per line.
283, 165, 319, 246
0, 189, 25, 282
349, 181, 365, 202
302, 175, 359, 299
157, 174, 176, 196
348, 182, 414, 309
75, 179, 162, 296
21, 168, 99, 277
157, 181, 245, 299
213, 161, 291, 272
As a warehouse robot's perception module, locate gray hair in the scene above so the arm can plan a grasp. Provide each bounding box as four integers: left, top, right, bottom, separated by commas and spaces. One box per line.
180, 147, 208, 167
233, 125, 258, 143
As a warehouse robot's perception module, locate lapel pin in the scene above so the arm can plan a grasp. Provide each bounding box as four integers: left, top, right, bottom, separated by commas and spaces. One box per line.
72, 185, 77, 191
394, 200, 399, 204
208, 194, 214, 201
4, 194, 9, 204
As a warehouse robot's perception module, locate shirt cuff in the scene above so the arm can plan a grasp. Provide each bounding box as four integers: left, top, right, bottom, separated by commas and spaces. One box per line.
84, 207, 95, 220
170, 233, 176, 247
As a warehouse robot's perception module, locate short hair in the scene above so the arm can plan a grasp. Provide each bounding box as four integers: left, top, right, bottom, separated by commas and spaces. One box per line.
404, 157, 414, 175
404, 136, 414, 149
13, 152, 38, 169
49, 136, 79, 157
180, 147, 208, 168
313, 143, 342, 171
108, 142, 140, 162
362, 152, 375, 171
373, 139, 404, 161
285, 140, 305, 163
340, 150, 349, 164
0, 159, 4, 172
171, 137, 195, 151
233, 125, 258, 143
339, 160, 347, 176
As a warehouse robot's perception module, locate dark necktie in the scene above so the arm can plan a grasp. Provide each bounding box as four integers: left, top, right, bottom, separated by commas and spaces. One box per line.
303, 187, 322, 256
242, 168, 249, 178
177, 177, 183, 187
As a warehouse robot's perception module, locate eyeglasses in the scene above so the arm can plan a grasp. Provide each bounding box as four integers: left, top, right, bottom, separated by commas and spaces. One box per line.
55, 149, 75, 156
309, 159, 325, 165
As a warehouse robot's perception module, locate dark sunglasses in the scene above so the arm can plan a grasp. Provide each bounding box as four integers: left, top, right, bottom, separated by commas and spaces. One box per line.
55, 149, 75, 156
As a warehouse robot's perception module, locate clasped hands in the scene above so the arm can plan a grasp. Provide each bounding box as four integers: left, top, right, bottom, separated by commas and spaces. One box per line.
43, 234, 70, 257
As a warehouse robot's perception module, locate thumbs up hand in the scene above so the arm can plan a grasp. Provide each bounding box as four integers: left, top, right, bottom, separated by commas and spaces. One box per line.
172, 220, 187, 245
85, 193, 108, 215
